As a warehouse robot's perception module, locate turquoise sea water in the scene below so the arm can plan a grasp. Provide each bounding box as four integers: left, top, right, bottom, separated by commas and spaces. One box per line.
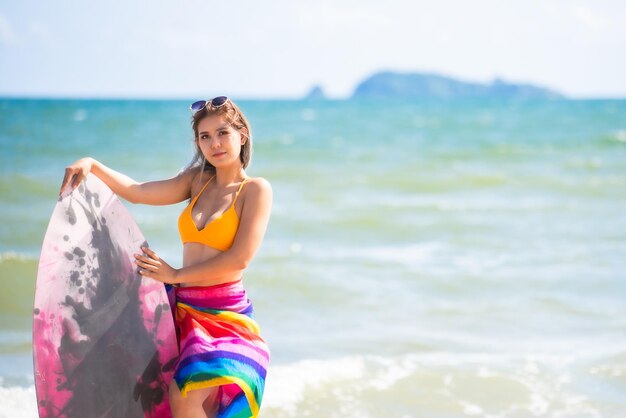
1, 98, 625, 417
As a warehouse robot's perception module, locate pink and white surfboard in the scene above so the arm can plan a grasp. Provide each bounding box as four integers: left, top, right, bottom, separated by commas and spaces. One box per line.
33, 174, 177, 418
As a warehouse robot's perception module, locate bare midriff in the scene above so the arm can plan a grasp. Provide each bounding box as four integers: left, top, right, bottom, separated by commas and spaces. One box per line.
180, 242, 244, 287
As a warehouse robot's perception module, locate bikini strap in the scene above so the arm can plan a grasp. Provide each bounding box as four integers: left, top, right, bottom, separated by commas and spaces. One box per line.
192, 174, 215, 202
233, 177, 250, 204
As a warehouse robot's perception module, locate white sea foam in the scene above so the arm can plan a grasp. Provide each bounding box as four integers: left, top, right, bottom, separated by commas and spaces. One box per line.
338, 191, 560, 212
612, 129, 626, 143
300, 108, 316, 121
0, 251, 38, 263
1, 349, 621, 418
73, 109, 87, 122
305, 241, 444, 266
263, 356, 367, 416
0, 385, 37, 418
259, 350, 617, 417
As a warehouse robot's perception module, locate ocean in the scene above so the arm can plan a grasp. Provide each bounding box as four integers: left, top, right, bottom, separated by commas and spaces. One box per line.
1, 97, 625, 417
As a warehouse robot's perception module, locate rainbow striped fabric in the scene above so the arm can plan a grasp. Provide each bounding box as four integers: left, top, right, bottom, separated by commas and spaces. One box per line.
166, 280, 269, 418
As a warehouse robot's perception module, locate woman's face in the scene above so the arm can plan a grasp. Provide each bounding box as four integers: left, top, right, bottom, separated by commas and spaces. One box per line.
196, 114, 245, 168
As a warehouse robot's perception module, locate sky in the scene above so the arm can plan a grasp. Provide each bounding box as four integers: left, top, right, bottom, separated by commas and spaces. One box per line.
1, 0, 625, 99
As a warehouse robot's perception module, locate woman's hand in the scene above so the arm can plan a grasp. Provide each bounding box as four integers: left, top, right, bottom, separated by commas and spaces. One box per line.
134, 246, 179, 284
60, 157, 94, 196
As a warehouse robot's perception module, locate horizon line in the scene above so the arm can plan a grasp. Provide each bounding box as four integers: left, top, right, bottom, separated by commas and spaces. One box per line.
2, 93, 626, 101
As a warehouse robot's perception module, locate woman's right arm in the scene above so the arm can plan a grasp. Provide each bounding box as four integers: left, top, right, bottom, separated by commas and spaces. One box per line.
60, 157, 198, 205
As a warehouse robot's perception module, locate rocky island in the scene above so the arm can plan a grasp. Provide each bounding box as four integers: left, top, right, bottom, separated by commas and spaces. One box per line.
351, 71, 563, 100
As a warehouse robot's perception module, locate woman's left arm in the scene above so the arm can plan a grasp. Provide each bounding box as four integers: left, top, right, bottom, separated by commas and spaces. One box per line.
137, 178, 273, 285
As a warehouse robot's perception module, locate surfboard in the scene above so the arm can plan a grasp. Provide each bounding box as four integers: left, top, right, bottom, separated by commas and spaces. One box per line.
33, 174, 178, 418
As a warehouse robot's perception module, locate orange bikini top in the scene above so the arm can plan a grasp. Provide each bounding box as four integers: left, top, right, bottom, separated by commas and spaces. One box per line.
178, 175, 250, 251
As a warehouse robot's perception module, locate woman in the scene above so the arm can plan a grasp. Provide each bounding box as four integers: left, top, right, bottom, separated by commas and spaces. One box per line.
59, 96, 272, 418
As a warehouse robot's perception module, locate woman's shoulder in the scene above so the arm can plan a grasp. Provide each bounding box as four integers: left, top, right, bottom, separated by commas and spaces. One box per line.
246, 177, 272, 189
242, 177, 272, 199
245, 176, 271, 187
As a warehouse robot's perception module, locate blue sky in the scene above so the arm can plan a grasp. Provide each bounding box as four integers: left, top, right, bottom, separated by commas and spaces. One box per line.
1, 0, 625, 99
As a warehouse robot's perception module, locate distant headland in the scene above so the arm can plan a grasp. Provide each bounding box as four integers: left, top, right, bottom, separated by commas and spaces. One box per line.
303, 85, 326, 100
305, 71, 564, 100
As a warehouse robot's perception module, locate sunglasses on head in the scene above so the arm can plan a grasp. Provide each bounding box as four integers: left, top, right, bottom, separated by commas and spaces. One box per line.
190, 96, 229, 114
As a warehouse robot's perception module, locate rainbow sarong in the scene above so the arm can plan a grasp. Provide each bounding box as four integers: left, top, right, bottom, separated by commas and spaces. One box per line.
166, 280, 269, 418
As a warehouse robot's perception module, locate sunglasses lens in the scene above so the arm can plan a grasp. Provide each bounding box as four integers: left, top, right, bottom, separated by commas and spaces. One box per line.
211, 96, 228, 107
190, 100, 207, 112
